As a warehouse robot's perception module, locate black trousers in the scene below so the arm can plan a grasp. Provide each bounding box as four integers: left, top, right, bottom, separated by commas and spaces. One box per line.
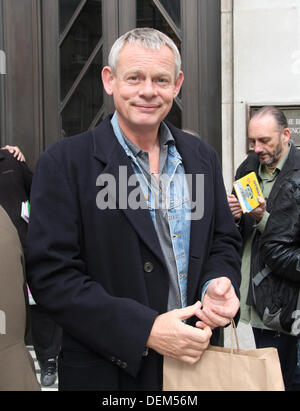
252, 327, 299, 391
30, 305, 62, 363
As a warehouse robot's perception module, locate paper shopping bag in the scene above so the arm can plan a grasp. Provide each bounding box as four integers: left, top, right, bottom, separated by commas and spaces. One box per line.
163, 322, 284, 391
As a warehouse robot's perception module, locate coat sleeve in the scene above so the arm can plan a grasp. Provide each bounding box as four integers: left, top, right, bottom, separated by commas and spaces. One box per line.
25, 149, 158, 378
260, 179, 300, 284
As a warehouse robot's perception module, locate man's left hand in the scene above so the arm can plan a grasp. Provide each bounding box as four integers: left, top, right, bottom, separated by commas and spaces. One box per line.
195, 277, 239, 329
249, 196, 266, 222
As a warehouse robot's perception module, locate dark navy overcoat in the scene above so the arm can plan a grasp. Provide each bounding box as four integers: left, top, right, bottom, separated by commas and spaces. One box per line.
26, 117, 241, 391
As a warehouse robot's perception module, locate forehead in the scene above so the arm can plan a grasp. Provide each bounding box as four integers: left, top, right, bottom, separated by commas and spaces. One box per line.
116, 42, 176, 76
248, 115, 279, 138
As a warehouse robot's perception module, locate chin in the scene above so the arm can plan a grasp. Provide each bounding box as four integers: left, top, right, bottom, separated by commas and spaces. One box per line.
133, 116, 162, 128
261, 158, 277, 166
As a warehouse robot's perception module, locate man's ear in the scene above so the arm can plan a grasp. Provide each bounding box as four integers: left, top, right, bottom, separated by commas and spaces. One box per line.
283, 127, 291, 144
173, 71, 184, 98
101, 66, 114, 96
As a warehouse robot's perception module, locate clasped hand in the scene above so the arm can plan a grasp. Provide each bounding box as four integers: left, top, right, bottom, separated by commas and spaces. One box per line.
227, 194, 266, 222
147, 277, 239, 364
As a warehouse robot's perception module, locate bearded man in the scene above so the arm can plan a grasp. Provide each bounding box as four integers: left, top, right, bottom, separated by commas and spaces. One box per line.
228, 106, 299, 390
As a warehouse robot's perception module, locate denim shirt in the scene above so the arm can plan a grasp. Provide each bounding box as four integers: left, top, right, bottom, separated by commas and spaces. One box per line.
111, 112, 191, 309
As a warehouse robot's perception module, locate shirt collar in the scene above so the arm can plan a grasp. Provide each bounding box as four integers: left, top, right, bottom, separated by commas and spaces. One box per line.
110, 111, 175, 159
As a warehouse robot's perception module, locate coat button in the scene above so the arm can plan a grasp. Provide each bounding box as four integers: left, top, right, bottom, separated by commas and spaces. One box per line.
144, 261, 154, 273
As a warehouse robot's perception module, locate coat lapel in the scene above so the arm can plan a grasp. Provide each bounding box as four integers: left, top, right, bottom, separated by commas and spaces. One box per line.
170, 126, 208, 260
91, 119, 166, 268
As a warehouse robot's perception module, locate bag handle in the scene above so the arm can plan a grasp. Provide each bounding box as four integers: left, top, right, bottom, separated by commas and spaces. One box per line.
230, 320, 240, 353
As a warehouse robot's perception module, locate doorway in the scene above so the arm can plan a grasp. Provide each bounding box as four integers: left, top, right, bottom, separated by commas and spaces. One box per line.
0, 0, 221, 168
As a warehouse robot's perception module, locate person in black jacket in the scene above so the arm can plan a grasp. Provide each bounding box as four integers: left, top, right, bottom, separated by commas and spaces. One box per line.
260, 171, 300, 391
227, 106, 299, 390
0, 146, 61, 387
0, 147, 32, 250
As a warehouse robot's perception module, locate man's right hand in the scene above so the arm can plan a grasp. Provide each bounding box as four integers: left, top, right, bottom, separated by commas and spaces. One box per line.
227, 194, 242, 220
146, 301, 212, 364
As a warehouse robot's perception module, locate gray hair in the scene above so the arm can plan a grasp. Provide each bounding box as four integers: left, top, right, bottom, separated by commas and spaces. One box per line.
108, 27, 182, 79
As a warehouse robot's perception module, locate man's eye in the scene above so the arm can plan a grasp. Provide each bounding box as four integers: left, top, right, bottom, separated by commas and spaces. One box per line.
156, 78, 169, 84
127, 76, 139, 83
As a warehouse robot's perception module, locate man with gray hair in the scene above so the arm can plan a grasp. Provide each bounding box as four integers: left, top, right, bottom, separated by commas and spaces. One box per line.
26, 28, 241, 391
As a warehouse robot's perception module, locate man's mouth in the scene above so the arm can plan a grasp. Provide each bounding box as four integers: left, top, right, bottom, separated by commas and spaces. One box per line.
134, 103, 160, 110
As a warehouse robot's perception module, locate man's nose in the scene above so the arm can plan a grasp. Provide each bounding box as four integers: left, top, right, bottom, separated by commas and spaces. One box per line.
139, 79, 157, 97
254, 143, 263, 154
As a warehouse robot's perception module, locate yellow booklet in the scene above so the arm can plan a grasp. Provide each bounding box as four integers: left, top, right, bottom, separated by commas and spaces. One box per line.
233, 172, 263, 213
